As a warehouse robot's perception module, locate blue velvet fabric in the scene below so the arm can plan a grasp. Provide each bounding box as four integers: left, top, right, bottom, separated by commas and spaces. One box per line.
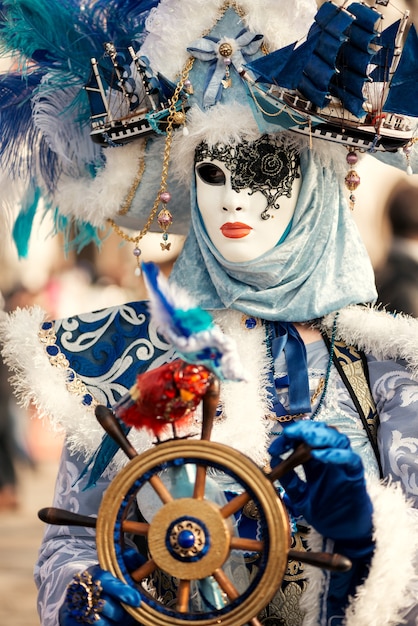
170, 149, 377, 322
52, 301, 171, 407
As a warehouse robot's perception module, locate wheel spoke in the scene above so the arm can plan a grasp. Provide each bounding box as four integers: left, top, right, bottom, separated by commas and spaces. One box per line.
148, 474, 174, 504
130, 558, 158, 582
229, 537, 263, 552
212, 568, 239, 601
267, 443, 311, 483
176, 579, 191, 613
220, 492, 251, 519
193, 464, 207, 499
121, 520, 149, 536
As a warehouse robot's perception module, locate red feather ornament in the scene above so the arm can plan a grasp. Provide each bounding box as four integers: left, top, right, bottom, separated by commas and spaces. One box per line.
114, 359, 213, 437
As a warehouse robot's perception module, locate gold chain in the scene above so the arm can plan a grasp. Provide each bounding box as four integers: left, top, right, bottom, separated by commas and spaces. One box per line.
269, 376, 325, 423
106, 57, 194, 249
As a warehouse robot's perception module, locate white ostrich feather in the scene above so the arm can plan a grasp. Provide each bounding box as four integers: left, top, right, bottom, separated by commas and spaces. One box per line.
32, 77, 99, 171
54, 141, 147, 226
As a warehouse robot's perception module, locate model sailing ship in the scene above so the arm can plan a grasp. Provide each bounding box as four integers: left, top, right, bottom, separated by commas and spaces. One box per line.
85, 43, 189, 146
241, 0, 418, 152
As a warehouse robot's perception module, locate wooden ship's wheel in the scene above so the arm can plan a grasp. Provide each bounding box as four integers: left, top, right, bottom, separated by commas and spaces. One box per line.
39, 373, 351, 626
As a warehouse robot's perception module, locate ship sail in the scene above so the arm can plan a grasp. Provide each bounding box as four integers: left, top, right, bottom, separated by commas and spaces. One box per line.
369, 19, 400, 82
382, 24, 418, 117
246, 2, 384, 119
245, 2, 355, 102
329, 2, 382, 118
297, 2, 358, 109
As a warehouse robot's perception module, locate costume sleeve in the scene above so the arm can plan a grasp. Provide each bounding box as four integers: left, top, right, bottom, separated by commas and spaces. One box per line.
367, 355, 418, 506
350, 355, 418, 625
34, 442, 114, 626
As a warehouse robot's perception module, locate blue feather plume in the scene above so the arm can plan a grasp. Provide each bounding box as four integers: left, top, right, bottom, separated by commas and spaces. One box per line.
0, 71, 61, 192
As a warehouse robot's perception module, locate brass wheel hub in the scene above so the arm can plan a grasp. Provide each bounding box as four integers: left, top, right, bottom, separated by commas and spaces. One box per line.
148, 498, 230, 580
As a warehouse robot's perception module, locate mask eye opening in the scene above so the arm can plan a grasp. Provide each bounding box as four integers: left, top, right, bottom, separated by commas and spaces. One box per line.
195, 162, 226, 186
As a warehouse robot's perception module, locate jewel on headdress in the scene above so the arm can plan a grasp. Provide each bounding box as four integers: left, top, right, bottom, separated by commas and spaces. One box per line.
345, 149, 361, 211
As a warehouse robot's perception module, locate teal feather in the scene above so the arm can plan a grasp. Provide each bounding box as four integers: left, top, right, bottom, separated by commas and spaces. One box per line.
0, 0, 95, 83
172, 308, 214, 336
12, 186, 41, 258
54, 210, 103, 255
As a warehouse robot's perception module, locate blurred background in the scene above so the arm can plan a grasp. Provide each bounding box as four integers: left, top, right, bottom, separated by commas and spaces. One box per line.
1, 1, 418, 625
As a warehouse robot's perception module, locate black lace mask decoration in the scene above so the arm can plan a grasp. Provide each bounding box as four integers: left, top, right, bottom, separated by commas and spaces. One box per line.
195, 136, 301, 220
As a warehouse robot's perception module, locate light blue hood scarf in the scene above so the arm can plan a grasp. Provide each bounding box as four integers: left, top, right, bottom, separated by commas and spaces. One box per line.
170, 148, 377, 322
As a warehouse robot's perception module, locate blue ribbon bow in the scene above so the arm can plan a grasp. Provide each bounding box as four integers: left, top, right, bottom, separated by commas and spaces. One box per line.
187, 27, 263, 108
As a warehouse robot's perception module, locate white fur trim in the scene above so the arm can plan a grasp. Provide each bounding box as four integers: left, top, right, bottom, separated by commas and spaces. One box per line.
321, 306, 418, 379
0, 306, 101, 452
171, 105, 350, 186
211, 309, 271, 465
345, 479, 418, 626
32, 77, 99, 170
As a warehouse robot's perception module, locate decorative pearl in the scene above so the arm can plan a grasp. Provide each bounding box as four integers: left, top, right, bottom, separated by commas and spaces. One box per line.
159, 191, 171, 204
134, 266, 142, 277
346, 151, 358, 166
133, 247, 142, 257
223, 57, 231, 66
407, 165, 413, 176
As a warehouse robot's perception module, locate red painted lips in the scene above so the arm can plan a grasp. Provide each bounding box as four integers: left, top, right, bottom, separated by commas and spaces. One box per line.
220, 222, 253, 238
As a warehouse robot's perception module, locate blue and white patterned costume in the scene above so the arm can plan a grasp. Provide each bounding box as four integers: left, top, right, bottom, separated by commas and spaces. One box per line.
1, 302, 418, 625
1, 1, 418, 625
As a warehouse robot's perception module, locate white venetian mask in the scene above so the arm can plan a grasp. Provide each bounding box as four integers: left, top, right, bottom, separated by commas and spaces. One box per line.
195, 137, 301, 262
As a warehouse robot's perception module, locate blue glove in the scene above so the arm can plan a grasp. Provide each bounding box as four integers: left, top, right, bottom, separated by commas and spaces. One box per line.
268, 421, 374, 558
60, 561, 142, 625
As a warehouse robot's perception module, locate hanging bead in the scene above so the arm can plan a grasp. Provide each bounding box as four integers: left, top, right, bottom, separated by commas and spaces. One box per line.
158, 207, 173, 251
159, 191, 171, 204
346, 150, 358, 167
158, 208, 173, 228
183, 79, 194, 95
345, 149, 360, 210
132, 246, 142, 276
345, 170, 361, 191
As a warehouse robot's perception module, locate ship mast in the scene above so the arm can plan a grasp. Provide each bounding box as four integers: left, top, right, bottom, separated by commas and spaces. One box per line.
380, 9, 410, 105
